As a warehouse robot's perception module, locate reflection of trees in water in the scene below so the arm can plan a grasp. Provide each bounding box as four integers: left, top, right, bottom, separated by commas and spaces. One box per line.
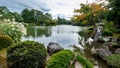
25, 26, 52, 38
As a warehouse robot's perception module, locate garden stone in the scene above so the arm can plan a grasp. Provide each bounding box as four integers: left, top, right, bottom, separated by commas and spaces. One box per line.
47, 42, 64, 55
96, 48, 112, 60
114, 48, 120, 54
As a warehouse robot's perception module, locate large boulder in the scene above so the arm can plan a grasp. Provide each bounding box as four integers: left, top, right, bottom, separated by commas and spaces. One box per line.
115, 48, 120, 54
47, 42, 64, 55
96, 48, 112, 60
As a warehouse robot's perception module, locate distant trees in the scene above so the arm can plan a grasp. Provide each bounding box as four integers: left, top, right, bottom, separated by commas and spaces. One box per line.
0, 6, 57, 25
0, 6, 14, 20
21, 8, 31, 23
0, 6, 72, 25
57, 16, 71, 24
13, 12, 23, 22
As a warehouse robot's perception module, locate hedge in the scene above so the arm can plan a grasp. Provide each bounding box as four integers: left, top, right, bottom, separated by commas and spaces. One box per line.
7, 40, 47, 68
47, 50, 74, 68
0, 35, 14, 50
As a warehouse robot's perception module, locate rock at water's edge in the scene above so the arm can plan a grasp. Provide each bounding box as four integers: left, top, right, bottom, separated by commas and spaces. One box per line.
47, 42, 64, 55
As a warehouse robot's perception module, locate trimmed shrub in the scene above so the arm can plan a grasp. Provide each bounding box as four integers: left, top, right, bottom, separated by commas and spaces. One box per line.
0, 35, 14, 50
77, 53, 93, 68
7, 40, 47, 68
47, 50, 74, 68
105, 54, 120, 68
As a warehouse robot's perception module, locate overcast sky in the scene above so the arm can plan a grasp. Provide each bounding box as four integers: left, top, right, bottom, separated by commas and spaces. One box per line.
0, 0, 95, 19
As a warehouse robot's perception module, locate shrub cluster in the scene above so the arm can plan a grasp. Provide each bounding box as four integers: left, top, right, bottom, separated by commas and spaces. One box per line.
47, 50, 74, 68
0, 35, 14, 50
7, 40, 47, 68
76, 53, 93, 68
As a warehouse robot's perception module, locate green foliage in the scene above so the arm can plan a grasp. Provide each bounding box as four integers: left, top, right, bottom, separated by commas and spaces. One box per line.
13, 12, 23, 22
7, 40, 47, 68
0, 6, 23, 22
47, 50, 74, 68
73, 3, 107, 26
81, 20, 89, 26
0, 35, 14, 50
78, 29, 93, 38
111, 28, 120, 34
78, 31, 87, 37
21, 8, 55, 25
88, 27, 93, 30
102, 20, 117, 36
106, 0, 120, 28
102, 20, 115, 29
102, 19, 120, 39
103, 29, 113, 36
106, 54, 120, 68
0, 6, 56, 25
77, 53, 93, 68
57, 16, 70, 25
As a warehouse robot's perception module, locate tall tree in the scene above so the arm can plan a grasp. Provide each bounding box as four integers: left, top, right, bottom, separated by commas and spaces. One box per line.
73, 3, 107, 25
106, 0, 120, 28
21, 8, 31, 23
13, 12, 23, 22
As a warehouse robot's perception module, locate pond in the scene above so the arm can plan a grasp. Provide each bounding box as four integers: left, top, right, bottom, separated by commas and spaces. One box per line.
22, 25, 86, 49
21, 25, 109, 68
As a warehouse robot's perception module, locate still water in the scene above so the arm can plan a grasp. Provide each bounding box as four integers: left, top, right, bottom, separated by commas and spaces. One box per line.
22, 25, 86, 49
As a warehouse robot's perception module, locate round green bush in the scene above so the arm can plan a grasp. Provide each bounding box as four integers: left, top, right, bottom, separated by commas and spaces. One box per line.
0, 35, 14, 50
47, 50, 74, 68
7, 40, 47, 68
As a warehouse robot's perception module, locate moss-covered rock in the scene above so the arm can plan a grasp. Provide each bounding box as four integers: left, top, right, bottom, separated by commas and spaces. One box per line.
0, 35, 14, 50
7, 40, 47, 68
47, 50, 74, 68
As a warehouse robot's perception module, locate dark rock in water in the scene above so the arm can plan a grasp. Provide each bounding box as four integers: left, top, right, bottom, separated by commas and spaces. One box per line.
47, 42, 64, 55
115, 48, 120, 54
96, 48, 112, 60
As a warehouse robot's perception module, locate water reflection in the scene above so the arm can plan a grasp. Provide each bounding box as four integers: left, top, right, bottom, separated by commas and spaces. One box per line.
22, 25, 84, 48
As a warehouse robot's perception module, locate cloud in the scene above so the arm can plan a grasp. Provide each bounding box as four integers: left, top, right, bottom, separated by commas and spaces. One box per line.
0, 0, 94, 19
0, 0, 51, 13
